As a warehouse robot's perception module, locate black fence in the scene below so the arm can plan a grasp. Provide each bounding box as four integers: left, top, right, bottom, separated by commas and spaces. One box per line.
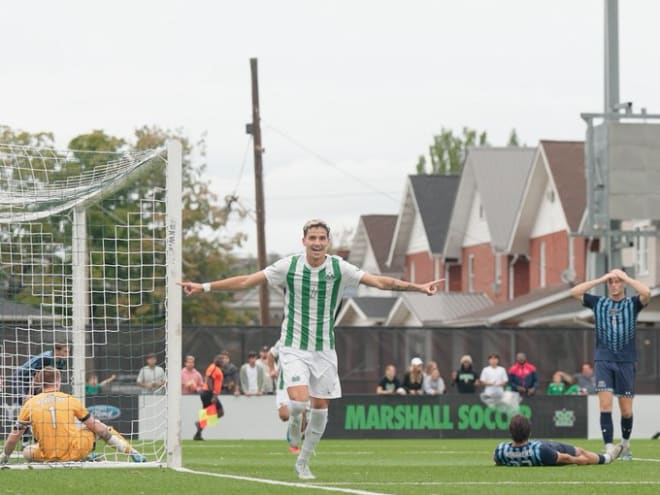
181, 325, 660, 395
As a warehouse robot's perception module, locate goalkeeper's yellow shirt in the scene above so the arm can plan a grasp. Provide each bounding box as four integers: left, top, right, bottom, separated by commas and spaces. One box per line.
19, 391, 93, 461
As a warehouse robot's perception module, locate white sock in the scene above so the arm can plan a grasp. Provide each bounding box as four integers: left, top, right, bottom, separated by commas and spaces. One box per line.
605, 442, 614, 451
621, 439, 630, 448
287, 400, 307, 448
299, 408, 328, 463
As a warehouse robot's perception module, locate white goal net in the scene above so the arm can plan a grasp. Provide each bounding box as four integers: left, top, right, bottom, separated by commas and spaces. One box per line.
0, 141, 182, 467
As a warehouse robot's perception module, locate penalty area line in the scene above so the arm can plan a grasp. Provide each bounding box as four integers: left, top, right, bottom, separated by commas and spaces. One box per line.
174, 467, 393, 495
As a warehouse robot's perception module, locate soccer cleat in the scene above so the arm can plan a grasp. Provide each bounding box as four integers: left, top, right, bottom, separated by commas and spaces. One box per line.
85, 452, 103, 462
605, 443, 616, 458
609, 444, 624, 462
288, 445, 300, 454
130, 452, 147, 463
193, 431, 204, 441
294, 459, 315, 480
620, 446, 632, 461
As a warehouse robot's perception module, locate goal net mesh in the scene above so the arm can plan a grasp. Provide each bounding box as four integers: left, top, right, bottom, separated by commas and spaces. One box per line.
0, 143, 177, 466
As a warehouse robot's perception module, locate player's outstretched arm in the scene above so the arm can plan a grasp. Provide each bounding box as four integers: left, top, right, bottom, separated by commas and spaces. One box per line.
179, 271, 267, 296
359, 274, 443, 295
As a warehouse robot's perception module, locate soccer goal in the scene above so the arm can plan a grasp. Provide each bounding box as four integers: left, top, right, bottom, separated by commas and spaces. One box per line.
0, 140, 182, 468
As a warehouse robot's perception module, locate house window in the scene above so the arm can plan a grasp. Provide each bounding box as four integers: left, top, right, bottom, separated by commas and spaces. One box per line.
539, 240, 546, 288
635, 227, 648, 275
409, 260, 416, 283
479, 204, 484, 219
468, 254, 475, 293
493, 253, 502, 294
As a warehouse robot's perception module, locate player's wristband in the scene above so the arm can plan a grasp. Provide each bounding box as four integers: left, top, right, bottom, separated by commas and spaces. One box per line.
202, 282, 212, 293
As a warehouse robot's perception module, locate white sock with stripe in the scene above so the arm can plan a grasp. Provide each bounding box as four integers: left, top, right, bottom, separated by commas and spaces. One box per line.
298, 408, 328, 463
287, 400, 307, 448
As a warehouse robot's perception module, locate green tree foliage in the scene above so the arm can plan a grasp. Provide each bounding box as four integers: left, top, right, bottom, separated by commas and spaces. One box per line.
416, 127, 489, 175
130, 125, 250, 325
507, 128, 520, 146
0, 124, 249, 325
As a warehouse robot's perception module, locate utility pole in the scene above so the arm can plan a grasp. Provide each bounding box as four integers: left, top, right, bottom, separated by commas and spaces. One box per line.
247, 57, 270, 325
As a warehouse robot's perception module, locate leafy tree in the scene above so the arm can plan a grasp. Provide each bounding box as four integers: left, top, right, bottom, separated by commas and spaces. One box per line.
131, 125, 250, 325
507, 129, 520, 146
0, 125, 55, 147
416, 127, 488, 175
0, 124, 249, 325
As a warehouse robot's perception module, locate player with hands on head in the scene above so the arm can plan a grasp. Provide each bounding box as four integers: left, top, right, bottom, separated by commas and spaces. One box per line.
570, 268, 651, 461
179, 218, 442, 480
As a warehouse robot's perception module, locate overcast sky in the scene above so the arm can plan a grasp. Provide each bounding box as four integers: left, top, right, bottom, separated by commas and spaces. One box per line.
2, 0, 659, 258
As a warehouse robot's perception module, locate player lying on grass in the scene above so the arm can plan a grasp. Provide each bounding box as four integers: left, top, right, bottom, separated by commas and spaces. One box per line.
0, 366, 145, 464
494, 414, 622, 466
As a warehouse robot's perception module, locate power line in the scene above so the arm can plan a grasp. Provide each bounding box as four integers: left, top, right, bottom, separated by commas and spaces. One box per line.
264, 123, 400, 203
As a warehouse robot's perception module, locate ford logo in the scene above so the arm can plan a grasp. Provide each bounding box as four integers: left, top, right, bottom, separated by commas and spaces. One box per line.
88, 405, 121, 421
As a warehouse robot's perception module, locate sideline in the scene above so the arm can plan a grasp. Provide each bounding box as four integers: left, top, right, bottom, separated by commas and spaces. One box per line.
174, 466, 393, 495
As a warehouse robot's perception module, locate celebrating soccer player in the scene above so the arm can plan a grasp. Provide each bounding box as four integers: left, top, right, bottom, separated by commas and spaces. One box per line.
179, 218, 442, 480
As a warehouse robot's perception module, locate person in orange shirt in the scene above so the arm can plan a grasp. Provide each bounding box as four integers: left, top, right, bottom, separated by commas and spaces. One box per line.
194, 354, 225, 441
0, 366, 145, 464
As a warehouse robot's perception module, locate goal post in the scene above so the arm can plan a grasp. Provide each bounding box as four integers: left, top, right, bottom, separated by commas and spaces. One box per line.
0, 140, 182, 467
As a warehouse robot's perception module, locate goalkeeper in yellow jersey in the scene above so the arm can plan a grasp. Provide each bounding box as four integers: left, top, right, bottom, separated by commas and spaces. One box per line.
0, 366, 145, 464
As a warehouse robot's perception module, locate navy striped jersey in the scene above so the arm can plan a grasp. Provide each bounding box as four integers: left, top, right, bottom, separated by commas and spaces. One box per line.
11, 351, 67, 396
493, 440, 563, 466
583, 294, 644, 362
264, 254, 363, 351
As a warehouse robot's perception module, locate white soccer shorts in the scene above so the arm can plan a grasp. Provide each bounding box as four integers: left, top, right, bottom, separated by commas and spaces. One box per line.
279, 347, 342, 399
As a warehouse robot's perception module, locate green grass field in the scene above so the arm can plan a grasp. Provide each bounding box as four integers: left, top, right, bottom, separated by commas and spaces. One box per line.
1, 439, 659, 495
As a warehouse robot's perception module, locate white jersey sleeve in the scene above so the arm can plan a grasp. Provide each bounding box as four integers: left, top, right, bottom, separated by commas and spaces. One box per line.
263, 256, 293, 287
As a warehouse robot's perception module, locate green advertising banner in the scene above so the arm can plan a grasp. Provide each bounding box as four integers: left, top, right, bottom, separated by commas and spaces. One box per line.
326, 395, 587, 439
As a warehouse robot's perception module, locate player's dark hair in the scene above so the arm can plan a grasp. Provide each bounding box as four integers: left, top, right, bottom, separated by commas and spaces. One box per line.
509, 414, 531, 443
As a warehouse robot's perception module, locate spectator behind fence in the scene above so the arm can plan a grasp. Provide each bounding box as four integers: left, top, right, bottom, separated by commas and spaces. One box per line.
136, 353, 165, 394
258, 345, 275, 394
423, 367, 446, 395
479, 353, 508, 404
376, 365, 405, 395
508, 352, 538, 397
572, 363, 597, 395
546, 371, 580, 395
181, 355, 204, 395
85, 373, 116, 396
451, 354, 478, 393
403, 357, 424, 395
239, 351, 267, 396
220, 351, 239, 395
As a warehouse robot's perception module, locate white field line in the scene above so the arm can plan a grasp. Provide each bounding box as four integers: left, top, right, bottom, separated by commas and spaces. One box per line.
175, 467, 394, 495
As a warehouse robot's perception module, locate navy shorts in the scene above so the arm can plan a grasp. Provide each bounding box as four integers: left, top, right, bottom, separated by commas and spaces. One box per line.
545, 441, 577, 457
595, 361, 635, 397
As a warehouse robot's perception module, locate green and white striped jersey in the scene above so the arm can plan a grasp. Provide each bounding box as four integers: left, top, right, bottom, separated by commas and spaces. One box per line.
264, 254, 364, 351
